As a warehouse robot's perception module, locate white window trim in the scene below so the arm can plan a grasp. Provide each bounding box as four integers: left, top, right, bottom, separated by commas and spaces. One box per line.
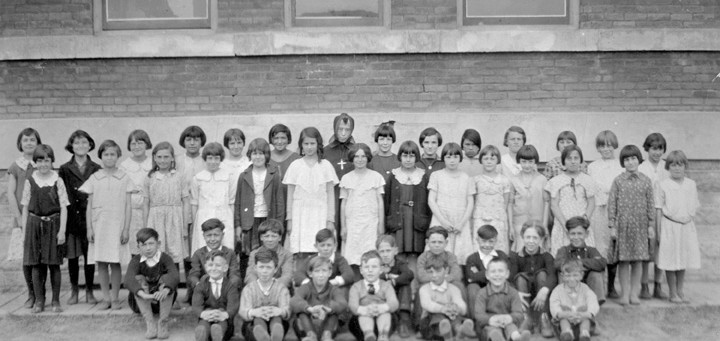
284, 0, 390, 30
92, 0, 218, 35
457, 0, 579, 29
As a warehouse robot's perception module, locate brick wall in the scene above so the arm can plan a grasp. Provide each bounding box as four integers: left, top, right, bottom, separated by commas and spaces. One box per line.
0, 0, 93, 37
217, 0, 283, 32
391, 0, 456, 29
1, 52, 719, 117
580, 0, 720, 29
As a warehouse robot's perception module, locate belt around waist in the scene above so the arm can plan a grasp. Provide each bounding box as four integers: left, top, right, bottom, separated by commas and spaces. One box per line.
401, 201, 415, 207
29, 212, 60, 221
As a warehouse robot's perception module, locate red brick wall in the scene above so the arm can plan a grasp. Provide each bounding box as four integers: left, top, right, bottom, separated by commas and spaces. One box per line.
1, 52, 718, 117
580, 0, 720, 29
0, 0, 93, 36
391, 0, 457, 29
217, 0, 284, 32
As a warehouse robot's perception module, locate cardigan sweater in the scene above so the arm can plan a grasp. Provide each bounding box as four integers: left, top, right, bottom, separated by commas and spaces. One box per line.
383, 172, 431, 234
239, 279, 291, 321
233, 164, 285, 228
124, 252, 179, 295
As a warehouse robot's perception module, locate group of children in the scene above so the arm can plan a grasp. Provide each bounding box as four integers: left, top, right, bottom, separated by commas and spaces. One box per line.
6, 115, 701, 341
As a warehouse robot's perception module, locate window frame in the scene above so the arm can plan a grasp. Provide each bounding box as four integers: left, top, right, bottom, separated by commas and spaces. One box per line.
95, 0, 215, 32
460, 0, 577, 27
285, 0, 390, 29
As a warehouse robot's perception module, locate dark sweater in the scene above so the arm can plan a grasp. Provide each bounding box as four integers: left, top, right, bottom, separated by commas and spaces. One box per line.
124, 252, 179, 295
379, 256, 414, 288
192, 274, 240, 320
509, 249, 557, 290
293, 253, 354, 288
290, 281, 347, 315
464, 250, 509, 286
554, 244, 607, 273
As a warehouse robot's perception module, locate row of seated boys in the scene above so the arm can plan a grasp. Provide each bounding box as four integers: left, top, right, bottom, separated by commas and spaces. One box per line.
125, 216, 603, 341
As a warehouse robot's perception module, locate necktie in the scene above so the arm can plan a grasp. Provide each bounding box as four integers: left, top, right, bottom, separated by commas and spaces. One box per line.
212, 281, 220, 298
368, 283, 376, 295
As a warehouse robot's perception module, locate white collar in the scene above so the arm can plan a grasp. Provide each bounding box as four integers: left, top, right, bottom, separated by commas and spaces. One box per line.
206, 246, 221, 253
430, 280, 449, 292
364, 279, 380, 290
16, 157, 35, 171
140, 251, 161, 265
32, 171, 58, 187
152, 169, 177, 179
478, 249, 498, 260
210, 277, 224, 285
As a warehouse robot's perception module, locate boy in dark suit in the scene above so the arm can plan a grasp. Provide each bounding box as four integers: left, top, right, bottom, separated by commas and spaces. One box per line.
192, 250, 241, 341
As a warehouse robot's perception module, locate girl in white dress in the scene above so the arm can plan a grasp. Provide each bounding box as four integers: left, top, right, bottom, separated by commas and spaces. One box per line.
473, 145, 511, 253
119, 129, 152, 256
340, 143, 385, 267
655, 150, 701, 303
283, 127, 339, 255
190, 142, 235, 252
221, 128, 251, 188
428, 142, 475, 264
508, 145, 548, 253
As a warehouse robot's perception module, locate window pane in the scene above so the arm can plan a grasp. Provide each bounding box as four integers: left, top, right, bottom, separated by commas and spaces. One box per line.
293, 0, 382, 27
464, 0, 569, 25
103, 0, 210, 30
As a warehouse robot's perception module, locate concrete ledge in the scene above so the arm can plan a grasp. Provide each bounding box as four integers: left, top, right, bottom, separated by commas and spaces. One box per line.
3, 28, 720, 61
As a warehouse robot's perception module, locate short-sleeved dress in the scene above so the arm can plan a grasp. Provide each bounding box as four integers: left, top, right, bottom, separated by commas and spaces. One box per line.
509, 171, 547, 252
607, 172, 654, 262
79, 170, 132, 265
369, 152, 401, 184
655, 178, 701, 270
339, 169, 385, 265
543, 157, 588, 180
59, 156, 102, 260
144, 170, 189, 263
587, 158, 623, 258
282, 158, 339, 254
119, 157, 152, 255
5, 157, 34, 261
21, 172, 70, 266
544, 172, 597, 254
428, 169, 476, 264
191, 168, 236, 253
473, 173, 511, 253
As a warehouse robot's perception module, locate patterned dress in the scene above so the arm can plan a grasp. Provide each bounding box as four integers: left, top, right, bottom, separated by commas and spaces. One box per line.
607, 172, 655, 262
428, 169, 476, 264
473, 173, 511, 253
339, 170, 385, 265
587, 158, 623, 258
119, 157, 152, 255
144, 170, 189, 262
544, 173, 597, 254
655, 178, 701, 270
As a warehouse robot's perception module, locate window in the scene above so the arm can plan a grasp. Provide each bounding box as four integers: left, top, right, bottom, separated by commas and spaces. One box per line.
288, 0, 386, 27
463, 0, 570, 26
101, 0, 211, 30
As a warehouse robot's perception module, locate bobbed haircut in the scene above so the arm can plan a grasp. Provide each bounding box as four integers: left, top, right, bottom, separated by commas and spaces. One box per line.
374, 122, 396, 143
179, 125, 207, 148
246, 138, 271, 165
307, 256, 333, 273
566, 216, 590, 231
298, 127, 324, 160
595, 130, 619, 149
201, 142, 225, 161
98, 140, 122, 159
136, 227, 159, 244
223, 128, 246, 148
426, 226, 448, 240
477, 224, 498, 239
461, 129, 482, 150
423, 252, 449, 271
201, 218, 225, 232
204, 249, 229, 265
556, 131, 578, 151
268, 124, 292, 144
396, 140, 421, 161
127, 129, 152, 151
561, 259, 584, 274
65, 130, 95, 154
642, 132, 667, 152
520, 220, 547, 239
315, 228, 335, 244
348, 143, 373, 163
375, 234, 397, 249
33, 144, 55, 163
360, 250, 381, 265
619, 145, 644, 168
561, 145, 584, 166
440, 142, 463, 162
254, 248, 278, 266
478, 145, 501, 164
333, 113, 355, 132
503, 126, 527, 147
419, 127, 443, 146
16, 128, 42, 152
665, 150, 688, 170
259, 219, 284, 237
516, 144, 539, 164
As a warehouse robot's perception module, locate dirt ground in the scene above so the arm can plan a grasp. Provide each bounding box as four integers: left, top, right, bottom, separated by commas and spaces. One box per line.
1, 305, 719, 341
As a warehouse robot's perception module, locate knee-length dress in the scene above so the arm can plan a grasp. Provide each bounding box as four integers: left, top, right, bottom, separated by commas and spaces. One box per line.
545, 173, 597, 254
79, 170, 132, 264
59, 156, 102, 259
473, 173, 511, 253
509, 171, 547, 253
282, 158, 339, 254
21, 172, 69, 266
6, 157, 34, 261
587, 159, 623, 258
119, 157, 152, 256
428, 169, 475, 264
607, 172, 654, 262
144, 170, 189, 263
655, 178, 701, 270
339, 169, 385, 265
191, 168, 236, 253
384, 168, 430, 254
